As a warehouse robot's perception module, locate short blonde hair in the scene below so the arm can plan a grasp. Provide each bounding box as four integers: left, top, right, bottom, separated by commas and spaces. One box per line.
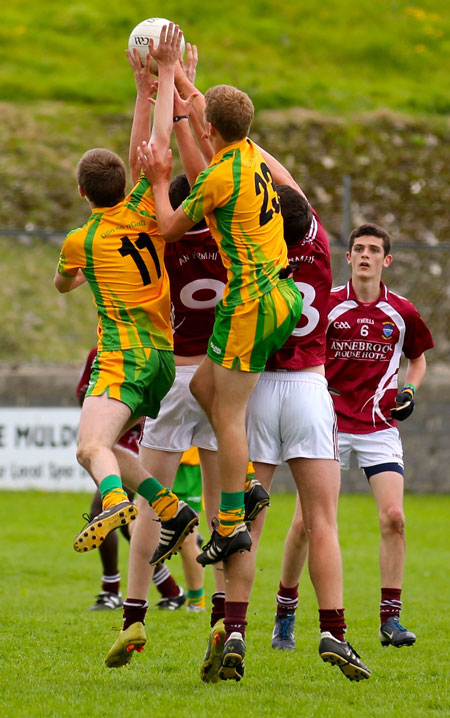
205, 85, 254, 142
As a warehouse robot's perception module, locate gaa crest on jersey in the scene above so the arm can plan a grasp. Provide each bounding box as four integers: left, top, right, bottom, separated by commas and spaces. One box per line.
381, 321, 395, 339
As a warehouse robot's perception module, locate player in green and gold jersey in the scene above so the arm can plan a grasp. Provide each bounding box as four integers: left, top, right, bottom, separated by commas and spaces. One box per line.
137, 81, 303, 682
54, 29, 198, 656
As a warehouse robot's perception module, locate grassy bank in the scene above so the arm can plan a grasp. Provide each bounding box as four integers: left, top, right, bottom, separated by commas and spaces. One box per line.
1, 104, 448, 364
1, 0, 449, 114
1, 1, 449, 364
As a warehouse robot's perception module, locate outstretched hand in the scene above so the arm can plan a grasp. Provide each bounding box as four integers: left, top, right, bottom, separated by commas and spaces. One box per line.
152, 23, 184, 69
173, 86, 199, 120
126, 48, 157, 98
137, 140, 173, 186
179, 43, 198, 84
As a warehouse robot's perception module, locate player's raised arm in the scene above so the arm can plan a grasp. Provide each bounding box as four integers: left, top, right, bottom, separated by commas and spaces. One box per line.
137, 141, 194, 242
180, 42, 198, 86
137, 26, 201, 242
149, 23, 183, 153
173, 86, 208, 186
255, 144, 307, 199
175, 44, 205, 118
136, 23, 195, 242
174, 46, 214, 163
127, 48, 157, 184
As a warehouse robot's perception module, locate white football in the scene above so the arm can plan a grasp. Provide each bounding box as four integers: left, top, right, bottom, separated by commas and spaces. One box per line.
128, 17, 185, 68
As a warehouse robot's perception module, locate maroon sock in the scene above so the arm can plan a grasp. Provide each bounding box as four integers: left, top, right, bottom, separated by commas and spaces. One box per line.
276, 582, 299, 615
210, 592, 226, 627
156, 575, 181, 599
380, 587, 402, 624
101, 572, 120, 595
224, 601, 248, 639
123, 598, 148, 630
319, 609, 347, 642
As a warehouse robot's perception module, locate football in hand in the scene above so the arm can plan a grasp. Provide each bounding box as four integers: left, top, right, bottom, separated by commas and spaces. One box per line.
128, 17, 185, 70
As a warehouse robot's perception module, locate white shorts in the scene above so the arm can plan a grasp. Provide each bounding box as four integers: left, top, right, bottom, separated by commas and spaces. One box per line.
140, 366, 218, 452
246, 371, 339, 465
338, 427, 404, 471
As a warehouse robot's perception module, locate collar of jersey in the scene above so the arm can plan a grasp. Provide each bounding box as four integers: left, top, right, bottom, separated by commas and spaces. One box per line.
211, 137, 250, 164
348, 279, 387, 304
90, 201, 123, 217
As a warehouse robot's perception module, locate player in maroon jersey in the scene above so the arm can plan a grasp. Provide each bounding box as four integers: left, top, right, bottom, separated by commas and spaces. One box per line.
241, 167, 370, 680
76, 348, 184, 612
327, 223, 433, 648
161, 49, 367, 682
273, 223, 433, 653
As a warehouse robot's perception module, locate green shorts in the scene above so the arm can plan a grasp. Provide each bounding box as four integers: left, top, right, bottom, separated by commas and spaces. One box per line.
87, 347, 175, 421
172, 463, 202, 513
207, 278, 302, 372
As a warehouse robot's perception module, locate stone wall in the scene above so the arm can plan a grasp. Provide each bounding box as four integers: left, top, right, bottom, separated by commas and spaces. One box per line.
0, 364, 448, 493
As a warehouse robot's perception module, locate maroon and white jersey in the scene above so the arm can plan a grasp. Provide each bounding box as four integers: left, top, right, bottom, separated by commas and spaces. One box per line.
326, 280, 434, 434
266, 209, 332, 371
165, 227, 227, 357
116, 422, 142, 454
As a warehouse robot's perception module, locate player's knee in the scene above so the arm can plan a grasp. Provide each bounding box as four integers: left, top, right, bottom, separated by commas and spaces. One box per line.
380, 505, 405, 535
291, 516, 308, 544
76, 441, 96, 468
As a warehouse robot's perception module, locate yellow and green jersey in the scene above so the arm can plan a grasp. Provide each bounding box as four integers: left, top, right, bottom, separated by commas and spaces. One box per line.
58, 176, 173, 352
182, 138, 288, 307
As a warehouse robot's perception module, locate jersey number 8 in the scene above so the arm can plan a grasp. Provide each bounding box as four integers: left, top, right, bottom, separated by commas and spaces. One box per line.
291, 282, 320, 337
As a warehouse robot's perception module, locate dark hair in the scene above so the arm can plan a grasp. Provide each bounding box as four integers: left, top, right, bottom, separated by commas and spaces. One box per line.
204, 84, 254, 142
169, 174, 206, 229
276, 185, 313, 246
348, 223, 391, 255
77, 148, 126, 208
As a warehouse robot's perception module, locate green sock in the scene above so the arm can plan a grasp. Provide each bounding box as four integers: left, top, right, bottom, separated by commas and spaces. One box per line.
219, 490, 245, 513
99, 474, 123, 501
138, 477, 166, 504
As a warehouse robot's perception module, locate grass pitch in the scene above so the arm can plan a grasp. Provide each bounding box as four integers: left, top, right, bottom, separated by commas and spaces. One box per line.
2, 0, 449, 114
1, 492, 449, 717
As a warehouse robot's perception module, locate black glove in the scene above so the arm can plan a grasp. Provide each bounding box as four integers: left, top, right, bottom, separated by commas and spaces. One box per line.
390, 387, 415, 421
